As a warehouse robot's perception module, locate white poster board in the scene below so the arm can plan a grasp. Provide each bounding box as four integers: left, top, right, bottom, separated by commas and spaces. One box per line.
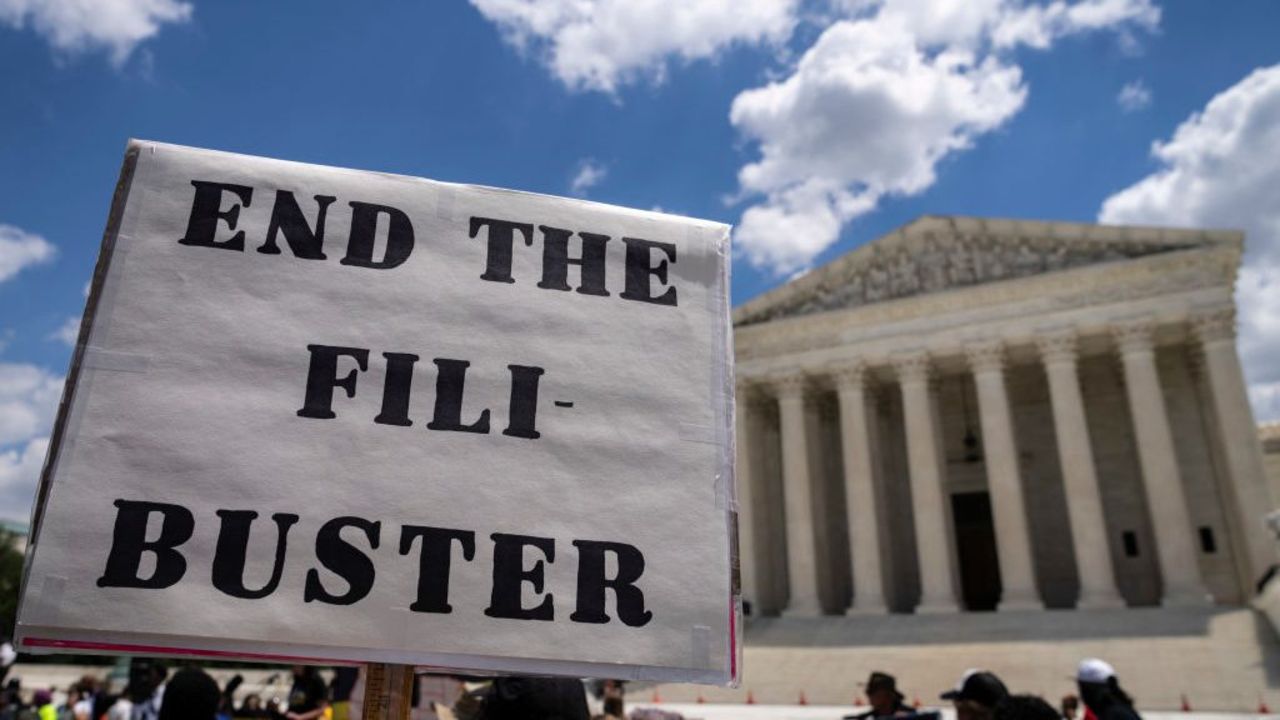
17, 140, 739, 685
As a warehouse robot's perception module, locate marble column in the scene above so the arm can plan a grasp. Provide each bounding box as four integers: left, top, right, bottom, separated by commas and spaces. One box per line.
773, 372, 822, 616
1113, 320, 1212, 606
735, 381, 762, 613
895, 352, 960, 613
966, 340, 1043, 611
833, 361, 888, 614
1191, 307, 1278, 588
1037, 330, 1124, 609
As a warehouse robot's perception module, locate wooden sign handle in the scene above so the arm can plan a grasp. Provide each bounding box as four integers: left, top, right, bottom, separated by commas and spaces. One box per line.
362, 663, 415, 719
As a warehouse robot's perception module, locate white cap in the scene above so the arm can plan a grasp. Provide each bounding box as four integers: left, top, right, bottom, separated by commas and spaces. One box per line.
1077, 658, 1116, 684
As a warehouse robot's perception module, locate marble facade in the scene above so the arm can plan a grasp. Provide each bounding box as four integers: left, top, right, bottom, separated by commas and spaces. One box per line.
733, 216, 1276, 615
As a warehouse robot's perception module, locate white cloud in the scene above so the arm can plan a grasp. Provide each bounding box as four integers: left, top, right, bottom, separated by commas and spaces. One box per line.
0, 0, 192, 66
731, 0, 1159, 275
1099, 64, 1280, 421
468, 0, 801, 93
1117, 79, 1152, 112
0, 224, 55, 284
0, 364, 63, 447
0, 437, 47, 523
49, 316, 79, 347
569, 159, 608, 196
0, 364, 62, 523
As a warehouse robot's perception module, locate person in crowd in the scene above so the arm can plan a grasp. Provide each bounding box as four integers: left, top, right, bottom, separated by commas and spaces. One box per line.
993, 695, 1061, 720
596, 696, 625, 720
941, 670, 1009, 720
105, 692, 133, 720
1061, 695, 1080, 720
72, 678, 97, 720
56, 687, 78, 720
233, 694, 268, 719
31, 690, 55, 720
128, 661, 167, 720
848, 671, 914, 720
157, 668, 220, 720
478, 677, 590, 720
1076, 659, 1140, 720
328, 668, 358, 720
282, 666, 327, 720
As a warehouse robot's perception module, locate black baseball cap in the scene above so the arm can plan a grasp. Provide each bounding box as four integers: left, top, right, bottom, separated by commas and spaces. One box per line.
940, 670, 1008, 707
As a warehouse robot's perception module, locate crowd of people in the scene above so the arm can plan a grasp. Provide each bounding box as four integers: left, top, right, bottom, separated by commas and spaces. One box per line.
0, 665, 353, 720
839, 660, 1139, 720
0, 656, 1142, 720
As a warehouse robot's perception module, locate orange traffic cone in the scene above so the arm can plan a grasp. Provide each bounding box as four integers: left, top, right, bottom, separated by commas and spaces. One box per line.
1180, 695, 1191, 712
696, 693, 705, 704
650, 689, 661, 704
856, 696, 866, 706
913, 696, 922, 709
798, 690, 808, 706
746, 690, 756, 705
1258, 696, 1270, 714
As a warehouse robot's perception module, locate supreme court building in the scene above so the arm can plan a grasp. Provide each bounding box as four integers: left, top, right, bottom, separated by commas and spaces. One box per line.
732, 215, 1277, 618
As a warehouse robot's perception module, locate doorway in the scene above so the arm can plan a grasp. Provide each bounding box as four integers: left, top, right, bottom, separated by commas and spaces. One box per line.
951, 491, 1001, 611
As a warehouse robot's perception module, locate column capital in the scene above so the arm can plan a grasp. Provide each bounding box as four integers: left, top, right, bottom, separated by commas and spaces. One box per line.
1111, 318, 1157, 355
1190, 306, 1236, 344
770, 372, 810, 400
1036, 329, 1078, 366
892, 351, 933, 384
830, 360, 870, 391
965, 339, 1006, 374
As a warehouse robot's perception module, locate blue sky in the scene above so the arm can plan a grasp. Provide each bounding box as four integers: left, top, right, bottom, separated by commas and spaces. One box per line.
1, 0, 1279, 520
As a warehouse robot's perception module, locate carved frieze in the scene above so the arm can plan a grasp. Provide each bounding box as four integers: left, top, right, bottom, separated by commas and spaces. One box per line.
737, 229, 1214, 327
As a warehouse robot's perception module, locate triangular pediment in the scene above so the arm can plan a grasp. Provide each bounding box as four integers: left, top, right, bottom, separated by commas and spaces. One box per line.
734, 215, 1238, 327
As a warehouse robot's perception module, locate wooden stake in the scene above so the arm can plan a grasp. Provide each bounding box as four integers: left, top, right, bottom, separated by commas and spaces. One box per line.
362, 663, 415, 719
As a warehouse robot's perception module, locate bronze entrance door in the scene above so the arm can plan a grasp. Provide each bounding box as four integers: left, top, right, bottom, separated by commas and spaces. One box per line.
951, 491, 1002, 611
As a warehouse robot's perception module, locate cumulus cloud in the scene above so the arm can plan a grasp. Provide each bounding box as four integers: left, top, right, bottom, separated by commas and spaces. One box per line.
0, 437, 47, 523
0, 364, 62, 447
49, 316, 79, 347
0, 0, 192, 66
569, 159, 608, 196
731, 0, 1160, 274
1117, 79, 1152, 112
1099, 64, 1280, 421
0, 224, 55, 284
468, 0, 800, 92
0, 363, 62, 521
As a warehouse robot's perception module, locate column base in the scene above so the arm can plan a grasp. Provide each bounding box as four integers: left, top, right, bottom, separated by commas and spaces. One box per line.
782, 604, 823, 618
845, 601, 889, 616
1161, 590, 1214, 608
1076, 592, 1126, 610
914, 600, 960, 614
996, 597, 1045, 612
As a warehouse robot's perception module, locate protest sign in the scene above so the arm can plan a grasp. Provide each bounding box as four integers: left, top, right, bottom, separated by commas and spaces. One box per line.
16, 140, 739, 685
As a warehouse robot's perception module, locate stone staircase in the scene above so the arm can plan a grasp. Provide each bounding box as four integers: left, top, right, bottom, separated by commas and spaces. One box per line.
649, 607, 1280, 713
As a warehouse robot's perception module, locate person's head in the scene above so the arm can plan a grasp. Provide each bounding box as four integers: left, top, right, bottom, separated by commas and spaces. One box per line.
291, 665, 317, 681
157, 668, 220, 720
942, 670, 1009, 720
1075, 658, 1132, 711
241, 694, 262, 710
1061, 694, 1079, 719
865, 671, 905, 714
33, 690, 52, 707
602, 696, 624, 718
127, 660, 168, 703
994, 695, 1061, 720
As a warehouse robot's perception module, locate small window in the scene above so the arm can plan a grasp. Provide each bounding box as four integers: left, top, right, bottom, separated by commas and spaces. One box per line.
1199, 526, 1217, 554
1122, 531, 1139, 558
